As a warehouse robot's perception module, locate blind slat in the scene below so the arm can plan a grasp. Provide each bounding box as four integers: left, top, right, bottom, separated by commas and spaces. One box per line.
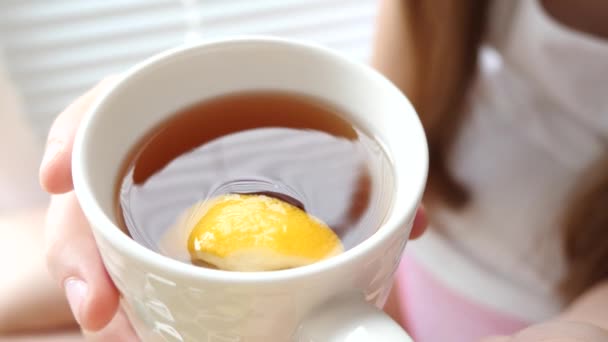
0, 0, 378, 138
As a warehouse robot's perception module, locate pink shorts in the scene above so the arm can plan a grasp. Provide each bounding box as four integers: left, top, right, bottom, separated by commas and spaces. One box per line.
393, 253, 529, 341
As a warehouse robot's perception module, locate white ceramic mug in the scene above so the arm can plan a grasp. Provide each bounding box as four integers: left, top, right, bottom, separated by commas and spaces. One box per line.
72, 37, 427, 342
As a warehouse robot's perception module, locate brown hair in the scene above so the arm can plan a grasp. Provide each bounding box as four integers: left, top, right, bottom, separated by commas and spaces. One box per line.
385, 0, 608, 301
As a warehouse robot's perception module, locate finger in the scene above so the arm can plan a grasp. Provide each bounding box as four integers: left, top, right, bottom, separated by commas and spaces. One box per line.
40, 76, 119, 194
409, 206, 428, 239
45, 192, 119, 331
82, 308, 139, 342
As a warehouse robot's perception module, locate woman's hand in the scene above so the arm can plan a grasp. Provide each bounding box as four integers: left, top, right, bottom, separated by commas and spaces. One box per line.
40, 77, 137, 341
40, 77, 428, 340
482, 320, 608, 342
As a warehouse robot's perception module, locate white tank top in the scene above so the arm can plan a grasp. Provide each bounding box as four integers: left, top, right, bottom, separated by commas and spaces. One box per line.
409, 0, 608, 322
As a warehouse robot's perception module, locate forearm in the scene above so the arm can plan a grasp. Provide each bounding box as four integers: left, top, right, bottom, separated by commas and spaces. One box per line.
560, 281, 608, 330
0, 206, 76, 333
485, 282, 608, 341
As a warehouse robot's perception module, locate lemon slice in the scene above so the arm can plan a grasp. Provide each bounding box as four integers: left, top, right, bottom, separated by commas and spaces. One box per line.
187, 194, 343, 271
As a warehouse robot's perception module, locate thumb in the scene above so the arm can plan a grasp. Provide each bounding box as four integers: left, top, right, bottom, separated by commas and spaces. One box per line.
82, 307, 139, 342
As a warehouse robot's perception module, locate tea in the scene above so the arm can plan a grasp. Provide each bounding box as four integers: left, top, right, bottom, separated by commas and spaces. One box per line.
116, 91, 394, 267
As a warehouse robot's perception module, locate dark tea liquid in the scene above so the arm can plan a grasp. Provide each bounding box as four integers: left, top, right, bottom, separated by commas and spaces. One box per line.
117, 91, 394, 264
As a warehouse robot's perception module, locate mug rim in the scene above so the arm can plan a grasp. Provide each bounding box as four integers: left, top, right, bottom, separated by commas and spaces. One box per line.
72, 35, 428, 284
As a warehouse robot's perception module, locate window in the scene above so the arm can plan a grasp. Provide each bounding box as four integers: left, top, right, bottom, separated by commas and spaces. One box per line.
0, 0, 378, 138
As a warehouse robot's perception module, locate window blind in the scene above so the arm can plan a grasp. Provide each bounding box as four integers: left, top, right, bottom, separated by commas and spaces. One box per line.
0, 0, 378, 139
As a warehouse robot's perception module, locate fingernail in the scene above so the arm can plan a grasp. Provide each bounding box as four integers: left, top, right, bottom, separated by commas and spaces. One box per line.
41, 139, 63, 169
65, 278, 88, 324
